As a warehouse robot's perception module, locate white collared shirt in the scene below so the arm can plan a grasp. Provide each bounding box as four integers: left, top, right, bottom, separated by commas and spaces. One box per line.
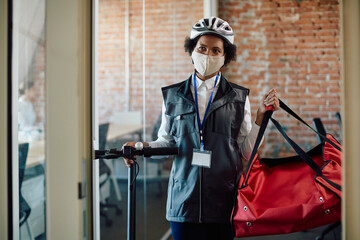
149, 72, 263, 161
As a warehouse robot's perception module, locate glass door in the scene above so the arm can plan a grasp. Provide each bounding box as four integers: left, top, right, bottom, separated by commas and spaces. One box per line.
11, 0, 47, 239
95, 0, 203, 239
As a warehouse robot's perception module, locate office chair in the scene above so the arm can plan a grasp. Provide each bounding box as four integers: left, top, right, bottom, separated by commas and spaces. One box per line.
149, 114, 172, 197
99, 123, 122, 227
312, 118, 327, 144
19, 143, 34, 239
335, 112, 342, 134
308, 120, 342, 239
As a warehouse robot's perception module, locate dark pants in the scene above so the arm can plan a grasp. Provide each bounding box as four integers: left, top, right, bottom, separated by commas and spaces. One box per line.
170, 221, 234, 240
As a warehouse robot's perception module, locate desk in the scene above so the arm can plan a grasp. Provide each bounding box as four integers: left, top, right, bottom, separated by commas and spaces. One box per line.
23, 124, 147, 168
24, 140, 45, 168
107, 124, 146, 142
103, 123, 148, 203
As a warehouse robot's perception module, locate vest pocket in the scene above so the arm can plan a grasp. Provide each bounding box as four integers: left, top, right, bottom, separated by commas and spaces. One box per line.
168, 178, 175, 210
165, 101, 196, 137
169, 113, 196, 137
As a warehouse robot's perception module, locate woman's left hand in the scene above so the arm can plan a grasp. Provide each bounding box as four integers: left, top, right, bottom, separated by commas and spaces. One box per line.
255, 88, 279, 126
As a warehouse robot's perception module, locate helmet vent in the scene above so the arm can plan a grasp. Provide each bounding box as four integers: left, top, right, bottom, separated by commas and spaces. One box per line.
211, 18, 216, 26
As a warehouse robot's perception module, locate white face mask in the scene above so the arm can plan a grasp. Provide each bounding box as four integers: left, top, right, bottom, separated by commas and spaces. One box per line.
191, 51, 225, 77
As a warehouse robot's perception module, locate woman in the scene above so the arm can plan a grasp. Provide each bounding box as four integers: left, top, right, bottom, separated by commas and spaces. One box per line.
123, 17, 279, 240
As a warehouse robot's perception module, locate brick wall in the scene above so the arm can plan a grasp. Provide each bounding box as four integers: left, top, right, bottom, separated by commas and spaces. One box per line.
20, 44, 46, 126
98, 0, 341, 156
98, 0, 126, 121
98, 0, 203, 130
219, 0, 341, 156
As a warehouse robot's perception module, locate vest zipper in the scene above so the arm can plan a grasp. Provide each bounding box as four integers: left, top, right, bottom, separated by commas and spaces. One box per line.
199, 125, 205, 223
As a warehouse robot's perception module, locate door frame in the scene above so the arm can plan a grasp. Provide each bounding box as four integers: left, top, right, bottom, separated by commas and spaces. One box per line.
0, 0, 10, 239
45, 0, 93, 239
1, 0, 94, 239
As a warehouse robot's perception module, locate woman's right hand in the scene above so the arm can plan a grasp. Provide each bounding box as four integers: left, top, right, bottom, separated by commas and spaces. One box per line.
122, 141, 149, 168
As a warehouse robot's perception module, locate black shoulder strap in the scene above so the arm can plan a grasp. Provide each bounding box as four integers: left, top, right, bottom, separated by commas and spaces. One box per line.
279, 99, 341, 152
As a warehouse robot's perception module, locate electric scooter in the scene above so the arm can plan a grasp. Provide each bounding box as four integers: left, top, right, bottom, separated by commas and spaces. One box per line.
95, 144, 179, 240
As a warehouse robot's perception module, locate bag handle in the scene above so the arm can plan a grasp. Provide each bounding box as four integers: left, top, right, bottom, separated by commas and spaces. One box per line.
241, 106, 274, 188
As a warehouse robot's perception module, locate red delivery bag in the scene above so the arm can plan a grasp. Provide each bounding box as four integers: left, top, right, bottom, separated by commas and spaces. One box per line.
231, 100, 342, 237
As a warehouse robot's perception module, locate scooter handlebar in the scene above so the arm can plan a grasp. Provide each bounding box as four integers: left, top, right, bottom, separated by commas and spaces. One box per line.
94, 146, 179, 159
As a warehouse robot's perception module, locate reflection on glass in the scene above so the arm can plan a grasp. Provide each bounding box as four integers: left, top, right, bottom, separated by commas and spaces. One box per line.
12, 0, 46, 239
97, 0, 203, 239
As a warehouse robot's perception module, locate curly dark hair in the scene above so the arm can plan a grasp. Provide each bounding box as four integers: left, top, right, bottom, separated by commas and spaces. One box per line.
184, 35, 237, 66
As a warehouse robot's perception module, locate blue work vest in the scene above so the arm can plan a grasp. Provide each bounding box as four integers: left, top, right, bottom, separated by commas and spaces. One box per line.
162, 75, 249, 223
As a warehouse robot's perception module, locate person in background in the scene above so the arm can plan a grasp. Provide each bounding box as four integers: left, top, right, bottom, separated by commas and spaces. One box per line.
123, 17, 279, 240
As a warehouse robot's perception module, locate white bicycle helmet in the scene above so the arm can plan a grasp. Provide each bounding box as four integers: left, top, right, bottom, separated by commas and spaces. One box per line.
190, 17, 234, 44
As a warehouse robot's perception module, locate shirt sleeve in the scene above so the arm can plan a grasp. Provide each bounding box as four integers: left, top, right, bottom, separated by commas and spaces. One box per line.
238, 96, 264, 161
148, 101, 175, 148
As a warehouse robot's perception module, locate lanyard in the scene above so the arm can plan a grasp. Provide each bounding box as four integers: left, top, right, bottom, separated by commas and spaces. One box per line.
194, 72, 219, 149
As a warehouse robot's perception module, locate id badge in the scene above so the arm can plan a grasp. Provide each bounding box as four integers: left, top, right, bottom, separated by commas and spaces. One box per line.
192, 148, 212, 168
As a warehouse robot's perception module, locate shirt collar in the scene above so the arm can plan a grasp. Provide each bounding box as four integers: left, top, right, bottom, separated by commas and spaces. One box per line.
192, 72, 221, 90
